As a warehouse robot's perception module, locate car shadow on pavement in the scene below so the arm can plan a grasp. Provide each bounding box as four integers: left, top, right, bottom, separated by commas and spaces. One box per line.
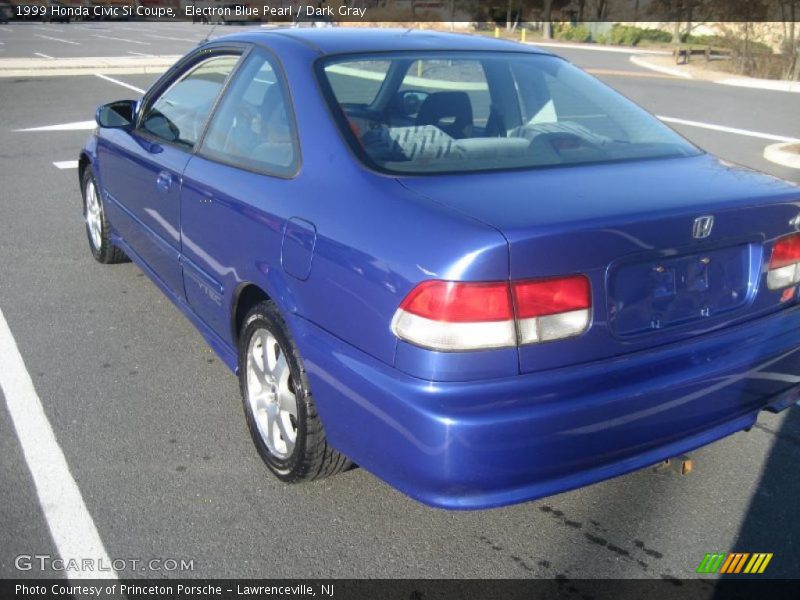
721, 406, 800, 580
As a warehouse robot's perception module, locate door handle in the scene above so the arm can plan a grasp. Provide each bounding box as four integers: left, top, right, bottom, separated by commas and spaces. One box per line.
156, 171, 172, 192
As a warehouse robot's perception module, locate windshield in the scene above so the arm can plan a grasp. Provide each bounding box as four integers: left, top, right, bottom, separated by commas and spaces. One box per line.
318, 51, 700, 174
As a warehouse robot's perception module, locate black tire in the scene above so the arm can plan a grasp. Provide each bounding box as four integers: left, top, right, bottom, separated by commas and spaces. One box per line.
81, 168, 127, 264
238, 300, 351, 482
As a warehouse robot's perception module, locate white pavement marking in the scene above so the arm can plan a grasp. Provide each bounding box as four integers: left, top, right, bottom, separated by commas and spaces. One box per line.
35, 34, 80, 45
630, 55, 692, 79
16, 120, 95, 132
92, 34, 150, 46
0, 308, 117, 581
95, 73, 145, 94
34, 26, 65, 33
657, 116, 800, 143
53, 160, 79, 170
143, 33, 200, 42
127, 51, 153, 57
34, 53, 54, 59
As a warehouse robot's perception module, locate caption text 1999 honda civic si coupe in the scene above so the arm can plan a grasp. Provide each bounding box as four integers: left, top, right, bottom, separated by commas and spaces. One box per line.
79, 28, 800, 509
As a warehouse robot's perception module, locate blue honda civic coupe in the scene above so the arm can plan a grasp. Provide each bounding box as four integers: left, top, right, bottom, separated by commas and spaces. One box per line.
79, 28, 800, 509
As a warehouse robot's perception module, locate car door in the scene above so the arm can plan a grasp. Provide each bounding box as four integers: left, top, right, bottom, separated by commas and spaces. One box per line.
180, 48, 300, 343
96, 51, 241, 297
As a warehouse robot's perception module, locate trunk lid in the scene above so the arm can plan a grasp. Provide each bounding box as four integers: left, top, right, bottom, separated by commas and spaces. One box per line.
399, 154, 800, 373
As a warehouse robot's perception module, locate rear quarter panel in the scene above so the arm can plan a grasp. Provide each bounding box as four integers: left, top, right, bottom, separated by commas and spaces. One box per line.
181, 36, 512, 369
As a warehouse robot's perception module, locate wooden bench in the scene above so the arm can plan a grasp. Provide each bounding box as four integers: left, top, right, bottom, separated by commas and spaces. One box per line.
674, 46, 732, 65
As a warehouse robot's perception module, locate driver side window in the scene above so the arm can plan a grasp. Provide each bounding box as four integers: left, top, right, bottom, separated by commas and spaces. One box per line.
142, 54, 240, 148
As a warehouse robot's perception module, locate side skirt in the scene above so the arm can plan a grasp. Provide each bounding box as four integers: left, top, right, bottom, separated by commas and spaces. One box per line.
110, 232, 239, 373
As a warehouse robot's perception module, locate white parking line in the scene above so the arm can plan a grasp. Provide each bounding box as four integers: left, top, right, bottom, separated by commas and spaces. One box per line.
95, 73, 145, 94
0, 308, 117, 581
34, 52, 54, 59
35, 34, 80, 46
143, 33, 200, 42
92, 34, 150, 46
127, 51, 153, 57
657, 116, 800, 143
53, 160, 79, 169
16, 120, 95, 132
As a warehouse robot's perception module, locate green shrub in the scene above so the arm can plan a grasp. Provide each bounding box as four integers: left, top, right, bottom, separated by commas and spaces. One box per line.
728, 39, 774, 56
607, 24, 643, 46
683, 33, 721, 46
683, 33, 773, 55
556, 24, 592, 43
639, 28, 672, 43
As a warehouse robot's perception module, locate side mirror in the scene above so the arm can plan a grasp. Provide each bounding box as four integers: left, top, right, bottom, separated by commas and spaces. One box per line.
397, 90, 430, 117
96, 100, 136, 129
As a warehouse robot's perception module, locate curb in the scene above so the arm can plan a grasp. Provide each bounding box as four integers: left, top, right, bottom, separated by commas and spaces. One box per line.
525, 41, 670, 55
720, 77, 800, 93
629, 55, 692, 78
764, 142, 800, 169
0, 56, 179, 78
629, 53, 800, 93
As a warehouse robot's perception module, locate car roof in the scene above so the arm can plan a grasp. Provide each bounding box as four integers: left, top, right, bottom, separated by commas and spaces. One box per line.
218, 27, 553, 57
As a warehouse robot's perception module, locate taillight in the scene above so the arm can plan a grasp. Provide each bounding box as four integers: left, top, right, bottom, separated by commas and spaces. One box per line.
391, 276, 591, 351
767, 234, 800, 290
391, 281, 515, 351
512, 275, 591, 344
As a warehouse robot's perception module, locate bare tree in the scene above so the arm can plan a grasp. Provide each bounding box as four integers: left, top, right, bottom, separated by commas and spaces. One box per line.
779, 0, 799, 80
542, 0, 554, 39
591, 0, 608, 20
506, 0, 522, 31
638, 0, 712, 44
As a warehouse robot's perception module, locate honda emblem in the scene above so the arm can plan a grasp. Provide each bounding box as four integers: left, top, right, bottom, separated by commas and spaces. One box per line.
693, 216, 714, 239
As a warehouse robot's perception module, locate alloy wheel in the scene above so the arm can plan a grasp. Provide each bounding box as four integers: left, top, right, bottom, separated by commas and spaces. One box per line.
245, 328, 299, 459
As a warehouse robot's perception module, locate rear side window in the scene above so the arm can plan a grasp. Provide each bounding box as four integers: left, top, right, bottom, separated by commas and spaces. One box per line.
200, 50, 298, 176
142, 54, 240, 148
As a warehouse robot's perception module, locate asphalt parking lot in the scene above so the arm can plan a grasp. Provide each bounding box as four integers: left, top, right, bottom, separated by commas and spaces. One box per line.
1, 22, 800, 581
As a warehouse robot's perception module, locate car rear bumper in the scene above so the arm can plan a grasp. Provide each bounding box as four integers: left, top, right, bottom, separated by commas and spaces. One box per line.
291, 306, 800, 510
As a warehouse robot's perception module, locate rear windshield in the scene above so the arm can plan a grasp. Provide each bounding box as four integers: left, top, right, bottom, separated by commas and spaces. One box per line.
317, 51, 700, 174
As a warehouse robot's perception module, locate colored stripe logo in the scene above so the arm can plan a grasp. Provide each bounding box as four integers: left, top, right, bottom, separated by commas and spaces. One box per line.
696, 552, 773, 574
